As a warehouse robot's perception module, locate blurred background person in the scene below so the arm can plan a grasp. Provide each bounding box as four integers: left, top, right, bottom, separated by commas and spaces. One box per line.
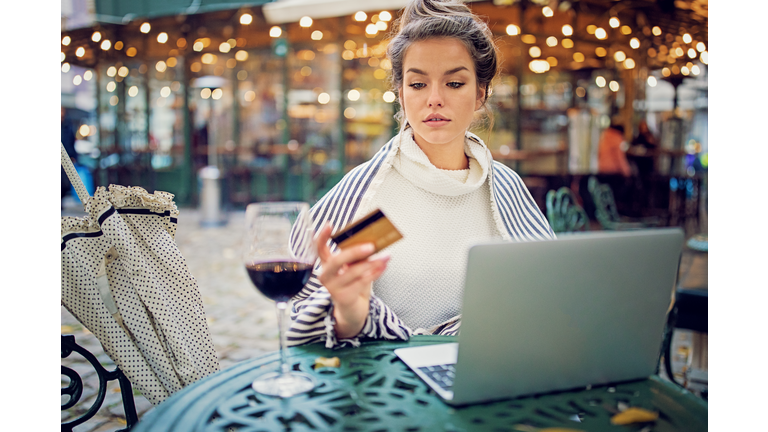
596, 122, 632, 215
597, 122, 630, 177
627, 120, 658, 178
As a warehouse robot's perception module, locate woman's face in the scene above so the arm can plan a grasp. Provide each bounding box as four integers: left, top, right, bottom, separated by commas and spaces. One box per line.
399, 38, 484, 153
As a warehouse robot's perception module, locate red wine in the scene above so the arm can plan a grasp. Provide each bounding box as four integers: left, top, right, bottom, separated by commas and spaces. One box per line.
245, 261, 313, 302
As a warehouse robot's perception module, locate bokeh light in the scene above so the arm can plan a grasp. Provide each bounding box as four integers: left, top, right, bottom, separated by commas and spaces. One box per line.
529, 59, 550, 73
546, 36, 558, 47
595, 28, 607, 40
595, 76, 606, 87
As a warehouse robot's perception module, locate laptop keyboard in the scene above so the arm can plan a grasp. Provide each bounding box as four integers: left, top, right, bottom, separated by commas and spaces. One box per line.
418, 364, 456, 392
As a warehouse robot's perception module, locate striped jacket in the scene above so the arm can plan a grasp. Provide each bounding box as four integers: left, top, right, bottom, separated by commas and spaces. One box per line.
287, 132, 555, 348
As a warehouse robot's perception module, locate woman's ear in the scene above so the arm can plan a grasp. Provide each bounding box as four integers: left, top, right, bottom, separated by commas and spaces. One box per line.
475, 85, 486, 111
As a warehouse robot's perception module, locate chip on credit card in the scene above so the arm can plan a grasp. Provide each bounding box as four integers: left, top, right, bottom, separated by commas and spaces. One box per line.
331, 208, 403, 253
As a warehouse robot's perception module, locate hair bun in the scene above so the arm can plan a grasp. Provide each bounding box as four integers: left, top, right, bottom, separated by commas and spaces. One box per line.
397, 0, 474, 31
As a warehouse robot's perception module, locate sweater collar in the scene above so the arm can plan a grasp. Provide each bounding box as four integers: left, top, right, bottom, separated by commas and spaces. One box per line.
392, 127, 490, 197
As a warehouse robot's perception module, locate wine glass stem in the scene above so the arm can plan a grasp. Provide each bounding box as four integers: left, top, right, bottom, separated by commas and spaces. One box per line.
276, 301, 290, 376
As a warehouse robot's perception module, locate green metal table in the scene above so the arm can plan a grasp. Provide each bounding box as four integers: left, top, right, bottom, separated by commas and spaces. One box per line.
133, 336, 707, 431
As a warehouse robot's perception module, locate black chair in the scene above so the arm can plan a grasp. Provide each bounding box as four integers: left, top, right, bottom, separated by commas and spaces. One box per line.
659, 240, 708, 397
660, 290, 708, 388
62, 334, 138, 432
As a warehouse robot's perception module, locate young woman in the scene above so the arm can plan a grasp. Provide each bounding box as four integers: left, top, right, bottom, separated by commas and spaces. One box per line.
287, 0, 555, 348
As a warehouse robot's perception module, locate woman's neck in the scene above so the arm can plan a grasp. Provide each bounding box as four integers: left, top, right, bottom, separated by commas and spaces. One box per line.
411, 131, 469, 170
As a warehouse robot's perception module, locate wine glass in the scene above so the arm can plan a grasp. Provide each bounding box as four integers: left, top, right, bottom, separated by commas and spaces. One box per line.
243, 202, 317, 397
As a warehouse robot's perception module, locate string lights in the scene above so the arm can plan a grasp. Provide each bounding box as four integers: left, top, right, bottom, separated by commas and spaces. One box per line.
58, 2, 706, 150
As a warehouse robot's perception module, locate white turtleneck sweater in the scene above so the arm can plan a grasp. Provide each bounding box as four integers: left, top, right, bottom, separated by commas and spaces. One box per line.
358, 129, 502, 331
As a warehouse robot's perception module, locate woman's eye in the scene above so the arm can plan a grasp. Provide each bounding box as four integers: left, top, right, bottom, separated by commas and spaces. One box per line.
408, 83, 426, 90
447, 82, 465, 89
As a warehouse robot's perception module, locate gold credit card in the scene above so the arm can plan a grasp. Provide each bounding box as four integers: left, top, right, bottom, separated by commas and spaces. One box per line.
331, 208, 403, 252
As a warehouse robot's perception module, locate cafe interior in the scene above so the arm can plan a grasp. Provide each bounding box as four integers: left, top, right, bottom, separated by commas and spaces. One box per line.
58, 0, 716, 430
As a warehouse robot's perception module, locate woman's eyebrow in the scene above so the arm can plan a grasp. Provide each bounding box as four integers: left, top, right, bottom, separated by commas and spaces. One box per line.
444, 66, 469, 76
405, 66, 470, 76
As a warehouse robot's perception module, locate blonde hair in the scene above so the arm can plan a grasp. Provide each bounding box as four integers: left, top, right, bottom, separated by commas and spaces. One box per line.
387, 0, 499, 133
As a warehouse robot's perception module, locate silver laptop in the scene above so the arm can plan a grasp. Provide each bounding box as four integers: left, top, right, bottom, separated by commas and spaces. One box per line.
395, 228, 684, 406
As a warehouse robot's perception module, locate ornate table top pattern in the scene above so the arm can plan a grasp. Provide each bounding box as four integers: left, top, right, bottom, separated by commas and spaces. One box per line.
134, 336, 707, 432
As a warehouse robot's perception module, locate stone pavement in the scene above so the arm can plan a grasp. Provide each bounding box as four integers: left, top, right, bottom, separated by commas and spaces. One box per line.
61, 204, 280, 431
61, 199, 707, 431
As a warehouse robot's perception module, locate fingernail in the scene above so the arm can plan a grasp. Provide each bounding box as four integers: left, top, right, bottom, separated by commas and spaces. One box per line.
362, 243, 375, 253
369, 251, 390, 262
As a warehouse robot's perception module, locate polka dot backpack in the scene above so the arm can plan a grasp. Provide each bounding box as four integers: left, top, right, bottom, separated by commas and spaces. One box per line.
61, 144, 220, 405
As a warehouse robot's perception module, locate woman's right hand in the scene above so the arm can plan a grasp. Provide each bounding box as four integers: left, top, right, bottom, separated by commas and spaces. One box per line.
315, 223, 390, 339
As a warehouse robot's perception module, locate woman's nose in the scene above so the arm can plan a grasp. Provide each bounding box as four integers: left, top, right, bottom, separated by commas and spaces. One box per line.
428, 87, 443, 107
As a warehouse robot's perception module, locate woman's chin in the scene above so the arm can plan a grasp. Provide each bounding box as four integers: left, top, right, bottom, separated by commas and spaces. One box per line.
411, 127, 465, 149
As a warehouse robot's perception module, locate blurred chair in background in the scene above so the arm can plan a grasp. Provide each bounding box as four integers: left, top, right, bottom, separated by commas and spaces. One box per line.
587, 176, 659, 230
546, 187, 589, 233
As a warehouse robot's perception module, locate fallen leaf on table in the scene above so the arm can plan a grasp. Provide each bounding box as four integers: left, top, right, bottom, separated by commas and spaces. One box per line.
610, 407, 659, 425
314, 356, 341, 368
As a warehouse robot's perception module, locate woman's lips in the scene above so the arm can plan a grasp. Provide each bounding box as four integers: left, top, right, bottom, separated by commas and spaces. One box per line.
423, 114, 450, 127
